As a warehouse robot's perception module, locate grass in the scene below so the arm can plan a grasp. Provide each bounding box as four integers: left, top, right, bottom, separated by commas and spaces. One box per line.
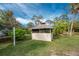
0, 34, 79, 56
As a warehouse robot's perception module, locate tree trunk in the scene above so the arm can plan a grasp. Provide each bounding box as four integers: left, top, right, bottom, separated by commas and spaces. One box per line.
70, 21, 73, 36
68, 22, 70, 35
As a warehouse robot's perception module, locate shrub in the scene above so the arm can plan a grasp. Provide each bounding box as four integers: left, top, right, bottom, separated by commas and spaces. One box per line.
8, 28, 31, 41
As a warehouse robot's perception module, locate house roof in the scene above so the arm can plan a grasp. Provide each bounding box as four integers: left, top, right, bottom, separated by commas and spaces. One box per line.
32, 23, 52, 29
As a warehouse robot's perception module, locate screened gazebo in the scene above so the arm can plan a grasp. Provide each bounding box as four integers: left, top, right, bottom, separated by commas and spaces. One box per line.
32, 23, 53, 41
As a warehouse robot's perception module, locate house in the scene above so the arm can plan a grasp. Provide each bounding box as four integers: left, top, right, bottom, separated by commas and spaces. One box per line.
32, 22, 53, 41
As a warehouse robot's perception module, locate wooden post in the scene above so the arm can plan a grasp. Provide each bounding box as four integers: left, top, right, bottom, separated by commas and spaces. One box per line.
50, 29, 51, 33
13, 27, 15, 47
51, 29, 53, 40
39, 29, 40, 33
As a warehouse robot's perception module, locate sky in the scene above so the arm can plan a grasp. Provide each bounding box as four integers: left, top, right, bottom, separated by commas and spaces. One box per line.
0, 3, 69, 25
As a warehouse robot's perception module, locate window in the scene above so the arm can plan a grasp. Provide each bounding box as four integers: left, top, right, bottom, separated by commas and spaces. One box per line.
32, 29, 51, 33
32, 29, 39, 33
40, 29, 51, 33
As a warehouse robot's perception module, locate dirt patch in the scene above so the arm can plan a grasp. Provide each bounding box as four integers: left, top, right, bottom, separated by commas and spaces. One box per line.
49, 50, 79, 56
64, 51, 79, 56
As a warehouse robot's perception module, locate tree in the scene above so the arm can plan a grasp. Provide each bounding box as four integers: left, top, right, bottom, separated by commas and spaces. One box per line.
0, 9, 17, 29
0, 9, 13, 35
72, 20, 79, 32
6, 10, 16, 46
53, 17, 68, 38
59, 14, 69, 20
46, 20, 53, 25
0, 9, 7, 27
69, 3, 79, 36
31, 15, 43, 25
0, 9, 17, 46
27, 22, 34, 28
59, 14, 70, 33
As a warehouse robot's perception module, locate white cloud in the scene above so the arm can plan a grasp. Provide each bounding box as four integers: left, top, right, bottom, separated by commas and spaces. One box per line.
16, 17, 47, 25
16, 4, 42, 17
16, 17, 32, 25
40, 19, 46, 23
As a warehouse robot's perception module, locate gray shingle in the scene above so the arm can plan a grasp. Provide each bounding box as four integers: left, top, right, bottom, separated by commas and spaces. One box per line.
32, 23, 52, 29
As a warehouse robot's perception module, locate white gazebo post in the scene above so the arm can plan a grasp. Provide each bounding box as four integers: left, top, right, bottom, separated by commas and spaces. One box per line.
13, 27, 16, 47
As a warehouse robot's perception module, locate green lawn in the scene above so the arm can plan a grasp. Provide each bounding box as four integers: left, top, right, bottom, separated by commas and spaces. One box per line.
0, 34, 79, 56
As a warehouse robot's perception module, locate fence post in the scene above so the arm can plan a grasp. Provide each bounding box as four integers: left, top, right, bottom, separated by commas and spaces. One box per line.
13, 27, 15, 47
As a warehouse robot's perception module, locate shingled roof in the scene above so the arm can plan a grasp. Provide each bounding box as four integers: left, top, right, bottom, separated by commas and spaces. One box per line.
32, 23, 52, 29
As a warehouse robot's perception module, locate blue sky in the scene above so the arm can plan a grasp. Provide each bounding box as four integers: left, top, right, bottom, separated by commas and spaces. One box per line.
0, 3, 69, 25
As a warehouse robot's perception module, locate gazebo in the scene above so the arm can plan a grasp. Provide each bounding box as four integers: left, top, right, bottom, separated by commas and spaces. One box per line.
32, 22, 53, 41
